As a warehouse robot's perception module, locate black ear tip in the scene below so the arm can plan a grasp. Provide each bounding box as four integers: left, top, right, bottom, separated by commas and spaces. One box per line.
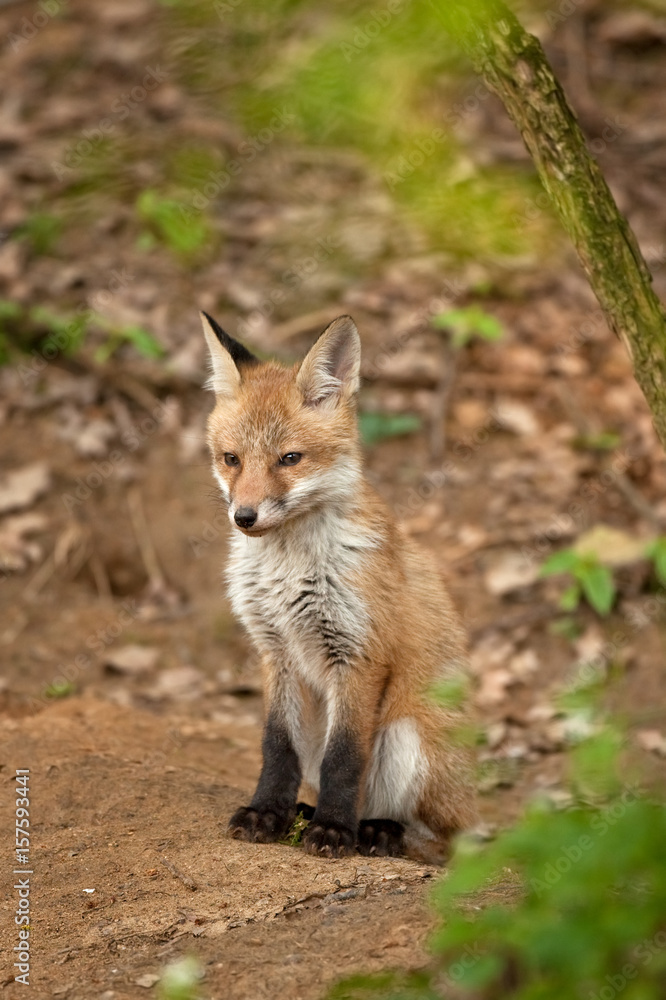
200, 310, 259, 368
201, 310, 229, 340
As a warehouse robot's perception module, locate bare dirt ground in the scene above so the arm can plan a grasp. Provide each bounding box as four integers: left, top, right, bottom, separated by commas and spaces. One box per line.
2, 2, 666, 998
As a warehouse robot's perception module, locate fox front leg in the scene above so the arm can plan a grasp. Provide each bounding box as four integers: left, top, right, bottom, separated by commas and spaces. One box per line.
301, 724, 364, 857
228, 709, 301, 843
302, 669, 376, 858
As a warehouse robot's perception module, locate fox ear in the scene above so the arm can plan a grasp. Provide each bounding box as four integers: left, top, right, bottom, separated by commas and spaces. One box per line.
296, 315, 361, 408
200, 311, 258, 396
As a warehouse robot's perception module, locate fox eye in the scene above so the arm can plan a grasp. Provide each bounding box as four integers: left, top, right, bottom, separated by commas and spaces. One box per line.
279, 452, 302, 466
224, 453, 240, 467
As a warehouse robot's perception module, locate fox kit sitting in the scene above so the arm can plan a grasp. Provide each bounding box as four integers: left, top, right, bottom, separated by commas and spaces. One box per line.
202, 310, 476, 859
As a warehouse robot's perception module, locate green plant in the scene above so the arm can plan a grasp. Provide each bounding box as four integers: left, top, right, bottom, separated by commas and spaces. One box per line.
136, 189, 210, 258
548, 616, 584, 641
158, 957, 203, 1000
571, 430, 621, 452
359, 411, 423, 445
30, 306, 89, 356
44, 681, 76, 699
432, 305, 503, 349
0, 301, 22, 364
0, 300, 21, 325
14, 212, 63, 256
280, 809, 311, 847
329, 712, 666, 1000
645, 536, 666, 587
159, 0, 556, 263
541, 548, 616, 616
19, 305, 163, 363
93, 320, 164, 362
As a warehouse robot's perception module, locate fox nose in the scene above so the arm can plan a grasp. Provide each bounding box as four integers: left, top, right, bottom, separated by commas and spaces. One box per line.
234, 506, 258, 529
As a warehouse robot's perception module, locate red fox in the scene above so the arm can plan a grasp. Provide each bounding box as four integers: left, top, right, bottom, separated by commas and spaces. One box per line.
202, 310, 476, 859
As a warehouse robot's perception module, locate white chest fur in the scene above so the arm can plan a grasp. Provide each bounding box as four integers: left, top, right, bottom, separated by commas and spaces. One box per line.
226, 509, 374, 688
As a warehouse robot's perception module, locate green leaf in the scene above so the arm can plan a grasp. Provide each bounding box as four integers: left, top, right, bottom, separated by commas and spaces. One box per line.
571, 726, 623, 798
44, 680, 76, 699
0, 300, 22, 321
549, 616, 583, 640
559, 582, 581, 612
579, 563, 615, 616
119, 325, 165, 359
29, 307, 89, 355
137, 189, 209, 257
92, 317, 164, 363
432, 305, 503, 349
430, 676, 470, 711
540, 548, 581, 576
0, 302, 22, 361
15, 212, 62, 256
646, 537, 666, 586
359, 411, 422, 445
279, 810, 311, 847
572, 430, 621, 452
158, 957, 203, 1000
0, 332, 10, 366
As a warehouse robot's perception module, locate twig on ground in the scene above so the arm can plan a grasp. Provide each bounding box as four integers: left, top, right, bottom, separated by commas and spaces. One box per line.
87, 547, 113, 601
127, 487, 167, 592
22, 553, 57, 602
612, 469, 663, 531
161, 857, 198, 891
271, 308, 341, 343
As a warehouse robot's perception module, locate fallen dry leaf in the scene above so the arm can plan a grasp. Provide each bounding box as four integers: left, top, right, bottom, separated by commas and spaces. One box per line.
494, 398, 541, 437
573, 524, 652, 567
0, 462, 51, 515
526, 702, 559, 723
484, 552, 540, 595
470, 636, 515, 676
574, 624, 606, 663
104, 644, 160, 676
147, 665, 206, 701
0, 512, 48, 573
134, 973, 160, 989
475, 668, 516, 707
485, 721, 508, 749
73, 418, 117, 459
454, 399, 488, 430
508, 648, 539, 680
636, 729, 666, 757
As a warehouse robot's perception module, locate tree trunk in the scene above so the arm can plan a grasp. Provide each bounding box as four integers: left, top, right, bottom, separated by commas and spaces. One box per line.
434, 0, 666, 448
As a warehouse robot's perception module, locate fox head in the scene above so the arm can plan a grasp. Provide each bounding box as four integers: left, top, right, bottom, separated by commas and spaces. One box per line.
202, 311, 362, 536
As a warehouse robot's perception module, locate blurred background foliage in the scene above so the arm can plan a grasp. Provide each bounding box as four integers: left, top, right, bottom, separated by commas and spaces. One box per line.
31, 0, 578, 274
7, 0, 666, 362
155, 0, 550, 262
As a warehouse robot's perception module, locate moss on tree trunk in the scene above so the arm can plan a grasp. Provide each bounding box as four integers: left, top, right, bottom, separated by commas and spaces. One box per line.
435, 0, 666, 448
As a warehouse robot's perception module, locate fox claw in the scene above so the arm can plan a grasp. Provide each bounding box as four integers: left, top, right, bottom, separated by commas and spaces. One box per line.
228, 806, 290, 843
302, 820, 356, 857
358, 819, 404, 857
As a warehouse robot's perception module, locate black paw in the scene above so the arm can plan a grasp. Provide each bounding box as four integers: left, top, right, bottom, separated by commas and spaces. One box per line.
358, 819, 405, 857
228, 805, 291, 843
302, 819, 356, 857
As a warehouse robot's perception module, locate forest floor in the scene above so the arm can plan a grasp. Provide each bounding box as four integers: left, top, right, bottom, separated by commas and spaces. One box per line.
2, 2, 666, 998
